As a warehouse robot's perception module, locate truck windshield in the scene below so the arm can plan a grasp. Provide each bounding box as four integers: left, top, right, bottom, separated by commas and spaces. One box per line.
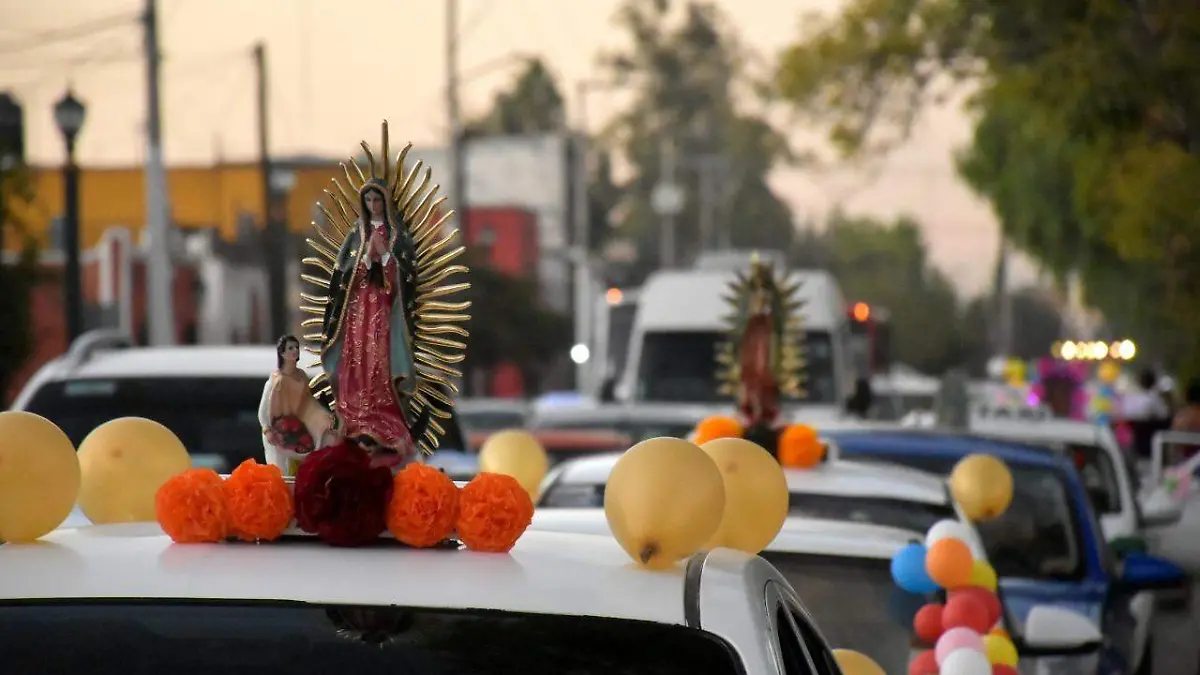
0, 602, 744, 675
636, 330, 836, 404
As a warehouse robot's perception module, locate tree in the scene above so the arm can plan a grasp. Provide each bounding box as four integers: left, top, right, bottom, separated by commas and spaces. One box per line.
818, 212, 965, 374
773, 0, 1200, 374
958, 288, 1065, 376
0, 163, 40, 401
460, 249, 572, 394
465, 57, 620, 253
601, 0, 797, 280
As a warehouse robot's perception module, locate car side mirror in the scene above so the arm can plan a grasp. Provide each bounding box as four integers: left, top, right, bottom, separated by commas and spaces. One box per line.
1139, 491, 1184, 528
1116, 552, 1188, 592
1020, 606, 1102, 655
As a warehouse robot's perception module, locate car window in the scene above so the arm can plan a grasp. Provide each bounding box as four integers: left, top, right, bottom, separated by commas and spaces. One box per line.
775, 605, 816, 675
1065, 443, 1122, 515
0, 602, 745, 675
539, 482, 605, 508
23, 377, 468, 469
787, 494, 955, 533
844, 453, 1086, 581
24, 377, 266, 471
763, 553, 920, 675
531, 418, 698, 443
458, 411, 526, 433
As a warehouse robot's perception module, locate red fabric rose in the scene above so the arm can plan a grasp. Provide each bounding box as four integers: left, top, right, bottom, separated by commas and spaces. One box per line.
294, 441, 393, 547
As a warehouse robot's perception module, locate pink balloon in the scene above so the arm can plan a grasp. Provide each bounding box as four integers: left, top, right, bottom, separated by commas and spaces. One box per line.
935, 627, 985, 666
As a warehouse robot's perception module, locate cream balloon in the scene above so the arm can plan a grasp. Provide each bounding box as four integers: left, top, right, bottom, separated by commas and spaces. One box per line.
477, 429, 549, 498
77, 417, 192, 524
700, 437, 788, 554
949, 454, 1014, 522
832, 649, 886, 675
0, 411, 81, 542
604, 437, 726, 570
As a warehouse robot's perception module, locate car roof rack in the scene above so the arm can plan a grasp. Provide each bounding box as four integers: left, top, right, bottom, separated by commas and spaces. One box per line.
61, 329, 135, 371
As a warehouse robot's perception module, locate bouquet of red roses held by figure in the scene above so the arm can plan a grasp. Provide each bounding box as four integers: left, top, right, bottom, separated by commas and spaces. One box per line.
268, 414, 315, 455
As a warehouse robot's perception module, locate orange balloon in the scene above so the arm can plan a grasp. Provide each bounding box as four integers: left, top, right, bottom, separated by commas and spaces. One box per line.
925, 538, 974, 589
778, 424, 825, 468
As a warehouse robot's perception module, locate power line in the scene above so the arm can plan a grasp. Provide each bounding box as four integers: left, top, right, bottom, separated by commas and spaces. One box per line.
0, 13, 138, 57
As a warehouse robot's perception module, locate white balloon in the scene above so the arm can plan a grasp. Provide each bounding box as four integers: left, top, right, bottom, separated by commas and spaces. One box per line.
925, 519, 971, 547
927, 518, 987, 559
941, 648, 992, 675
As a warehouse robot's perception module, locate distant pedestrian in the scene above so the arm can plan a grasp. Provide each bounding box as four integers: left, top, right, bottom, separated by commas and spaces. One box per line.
1123, 369, 1171, 458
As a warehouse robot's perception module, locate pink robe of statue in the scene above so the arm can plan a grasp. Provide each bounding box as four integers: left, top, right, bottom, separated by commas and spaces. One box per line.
334, 221, 415, 469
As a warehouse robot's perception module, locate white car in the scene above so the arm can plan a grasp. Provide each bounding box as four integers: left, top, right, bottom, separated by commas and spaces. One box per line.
531, 510, 1105, 673
537, 448, 986, 552
529, 402, 722, 443
1, 523, 839, 674
13, 330, 472, 473
969, 413, 1182, 541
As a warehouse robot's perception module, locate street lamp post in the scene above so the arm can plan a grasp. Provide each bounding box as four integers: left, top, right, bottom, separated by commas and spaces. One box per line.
54, 89, 86, 343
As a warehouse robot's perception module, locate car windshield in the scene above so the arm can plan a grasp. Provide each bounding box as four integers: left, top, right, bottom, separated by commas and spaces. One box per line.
788, 494, 955, 533
761, 553, 921, 675
459, 410, 526, 433
1065, 443, 1122, 515
635, 330, 836, 404
539, 480, 605, 508
23, 378, 468, 473
0, 602, 742, 675
532, 417, 699, 442
843, 452, 1085, 581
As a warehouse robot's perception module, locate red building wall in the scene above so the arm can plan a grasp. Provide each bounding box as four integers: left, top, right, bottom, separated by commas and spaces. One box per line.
461, 207, 539, 398
6, 260, 200, 404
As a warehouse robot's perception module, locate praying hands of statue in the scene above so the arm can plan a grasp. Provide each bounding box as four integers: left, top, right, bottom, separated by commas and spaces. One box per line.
369, 230, 388, 260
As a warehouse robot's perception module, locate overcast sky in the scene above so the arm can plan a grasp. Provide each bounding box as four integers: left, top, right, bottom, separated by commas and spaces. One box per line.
1, 0, 1035, 296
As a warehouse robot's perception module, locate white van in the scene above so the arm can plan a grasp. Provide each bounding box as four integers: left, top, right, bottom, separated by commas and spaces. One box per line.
616, 264, 852, 416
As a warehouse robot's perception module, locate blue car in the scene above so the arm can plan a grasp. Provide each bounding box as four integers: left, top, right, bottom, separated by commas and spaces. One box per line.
825, 429, 1186, 675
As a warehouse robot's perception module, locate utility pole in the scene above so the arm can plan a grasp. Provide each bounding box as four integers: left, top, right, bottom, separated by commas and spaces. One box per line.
446, 0, 465, 232
142, 0, 175, 345
255, 42, 286, 340
995, 239, 1012, 358
572, 82, 595, 394
655, 139, 681, 268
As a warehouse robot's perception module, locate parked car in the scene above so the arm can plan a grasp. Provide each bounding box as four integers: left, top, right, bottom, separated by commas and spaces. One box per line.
528, 402, 715, 443
825, 428, 1187, 675
530, 511, 1104, 673
13, 330, 470, 473
3, 521, 841, 674
536, 448, 985, 555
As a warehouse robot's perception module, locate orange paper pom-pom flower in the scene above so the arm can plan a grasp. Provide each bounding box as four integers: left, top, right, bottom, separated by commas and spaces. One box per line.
387, 463, 460, 547
778, 424, 825, 468
456, 472, 534, 553
155, 468, 229, 544
693, 415, 744, 444
222, 459, 294, 542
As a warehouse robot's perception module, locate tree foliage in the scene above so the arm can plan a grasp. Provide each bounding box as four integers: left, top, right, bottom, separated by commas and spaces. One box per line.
774, 0, 1200, 373
602, 0, 797, 280
0, 163, 40, 401
465, 57, 620, 252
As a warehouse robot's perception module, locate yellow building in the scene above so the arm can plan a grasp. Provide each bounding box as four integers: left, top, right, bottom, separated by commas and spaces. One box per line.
15, 161, 343, 251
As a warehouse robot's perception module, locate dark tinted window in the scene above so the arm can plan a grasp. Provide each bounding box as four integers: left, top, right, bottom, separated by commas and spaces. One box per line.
539, 482, 605, 508
24, 378, 265, 472
636, 330, 836, 404
1065, 443, 1122, 514
845, 453, 1085, 581
788, 494, 955, 533
608, 302, 638, 376
0, 603, 743, 675
764, 554, 920, 675
532, 418, 699, 443
775, 606, 815, 675
458, 411, 526, 433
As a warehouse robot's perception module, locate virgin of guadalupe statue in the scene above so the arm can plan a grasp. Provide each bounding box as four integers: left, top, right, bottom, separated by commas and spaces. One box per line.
298, 121, 471, 470
259, 334, 340, 474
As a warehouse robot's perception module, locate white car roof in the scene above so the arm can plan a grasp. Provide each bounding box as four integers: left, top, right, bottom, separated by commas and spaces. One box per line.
530, 510, 919, 561
2, 524, 704, 626
550, 452, 950, 506
61, 346, 280, 379
969, 418, 1103, 446
531, 403, 728, 426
